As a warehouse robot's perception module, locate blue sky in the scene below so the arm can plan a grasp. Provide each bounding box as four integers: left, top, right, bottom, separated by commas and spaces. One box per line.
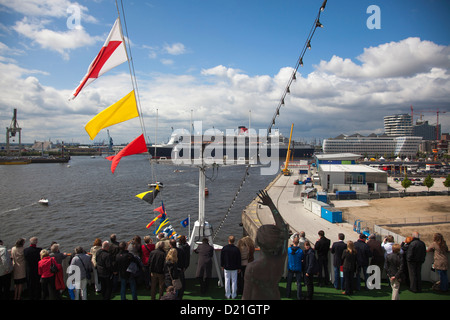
0, 0, 449, 145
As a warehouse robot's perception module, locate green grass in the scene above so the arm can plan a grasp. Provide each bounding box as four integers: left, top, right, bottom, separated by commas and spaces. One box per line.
58, 278, 449, 301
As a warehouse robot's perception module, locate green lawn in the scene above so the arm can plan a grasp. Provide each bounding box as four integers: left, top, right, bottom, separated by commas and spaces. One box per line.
68, 278, 449, 301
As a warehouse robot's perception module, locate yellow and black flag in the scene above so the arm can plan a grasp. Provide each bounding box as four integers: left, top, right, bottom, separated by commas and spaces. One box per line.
136, 185, 160, 205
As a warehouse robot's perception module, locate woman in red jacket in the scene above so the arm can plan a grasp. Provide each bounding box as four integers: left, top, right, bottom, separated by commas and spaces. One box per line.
38, 249, 60, 300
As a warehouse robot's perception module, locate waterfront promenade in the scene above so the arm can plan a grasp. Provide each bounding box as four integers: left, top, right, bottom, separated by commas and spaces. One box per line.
241, 167, 449, 285
242, 170, 355, 245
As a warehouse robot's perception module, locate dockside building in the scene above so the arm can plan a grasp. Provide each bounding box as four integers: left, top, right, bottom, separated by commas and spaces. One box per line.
322, 134, 422, 157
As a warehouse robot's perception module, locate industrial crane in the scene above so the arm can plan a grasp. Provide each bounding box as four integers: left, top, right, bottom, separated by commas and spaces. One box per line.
410, 105, 447, 140
6, 108, 22, 155
282, 123, 294, 176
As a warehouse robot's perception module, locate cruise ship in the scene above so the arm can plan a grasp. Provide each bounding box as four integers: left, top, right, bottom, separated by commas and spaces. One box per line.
149, 126, 314, 160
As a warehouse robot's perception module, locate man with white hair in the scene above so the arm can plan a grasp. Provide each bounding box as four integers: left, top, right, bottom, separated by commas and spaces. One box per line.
406, 231, 426, 293
23, 237, 42, 300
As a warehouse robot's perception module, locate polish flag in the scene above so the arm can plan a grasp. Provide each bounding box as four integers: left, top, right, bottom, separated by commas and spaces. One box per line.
70, 18, 128, 99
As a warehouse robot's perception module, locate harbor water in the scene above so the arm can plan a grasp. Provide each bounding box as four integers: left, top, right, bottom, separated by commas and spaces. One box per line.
0, 155, 277, 252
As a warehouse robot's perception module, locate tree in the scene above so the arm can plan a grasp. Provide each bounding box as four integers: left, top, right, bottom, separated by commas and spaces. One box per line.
443, 174, 450, 192
401, 174, 412, 193
423, 174, 435, 192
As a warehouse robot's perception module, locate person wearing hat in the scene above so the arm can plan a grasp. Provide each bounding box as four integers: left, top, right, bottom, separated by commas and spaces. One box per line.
354, 233, 372, 291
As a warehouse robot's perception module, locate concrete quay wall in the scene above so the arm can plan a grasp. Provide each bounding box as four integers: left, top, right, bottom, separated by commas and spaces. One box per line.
240, 170, 449, 283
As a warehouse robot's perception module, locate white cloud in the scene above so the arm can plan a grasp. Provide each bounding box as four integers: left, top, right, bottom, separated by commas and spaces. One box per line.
160, 58, 174, 65
163, 42, 186, 55
317, 37, 450, 79
0, 38, 449, 144
0, 0, 97, 23
12, 17, 100, 59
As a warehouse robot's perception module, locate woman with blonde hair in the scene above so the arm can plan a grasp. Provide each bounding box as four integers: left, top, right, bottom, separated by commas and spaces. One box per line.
164, 248, 181, 297
237, 236, 255, 294
341, 241, 357, 295
90, 238, 102, 292
427, 233, 449, 292
38, 249, 60, 300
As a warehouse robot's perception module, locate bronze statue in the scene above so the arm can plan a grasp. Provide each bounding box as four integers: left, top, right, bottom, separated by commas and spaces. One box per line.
242, 190, 289, 300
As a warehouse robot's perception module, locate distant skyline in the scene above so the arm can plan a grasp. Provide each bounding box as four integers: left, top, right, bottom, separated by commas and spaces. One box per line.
1, 0, 449, 144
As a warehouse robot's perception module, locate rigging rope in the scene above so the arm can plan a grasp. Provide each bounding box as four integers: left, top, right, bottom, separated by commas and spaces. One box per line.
116, 0, 162, 212
267, 0, 327, 137
214, 0, 328, 240
213, 164, 250, 241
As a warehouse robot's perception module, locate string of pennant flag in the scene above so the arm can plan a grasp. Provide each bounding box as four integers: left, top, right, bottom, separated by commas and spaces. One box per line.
70, 14, 188, 237
70, 0, 328, 240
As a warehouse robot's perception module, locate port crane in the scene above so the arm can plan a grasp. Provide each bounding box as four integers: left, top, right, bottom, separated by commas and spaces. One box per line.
6, 108, 22, 155
410, 105, 447, 140
282, 123, 294, 176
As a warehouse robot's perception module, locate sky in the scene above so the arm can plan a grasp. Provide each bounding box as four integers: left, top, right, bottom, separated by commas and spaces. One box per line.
0, 0, 449, 145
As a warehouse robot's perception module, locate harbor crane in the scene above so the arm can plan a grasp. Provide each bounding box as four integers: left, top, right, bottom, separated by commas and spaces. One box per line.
6, 108, 22, 155
282, 123, 294, 176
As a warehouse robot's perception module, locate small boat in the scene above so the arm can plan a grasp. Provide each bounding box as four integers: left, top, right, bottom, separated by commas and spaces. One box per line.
148, 182, 164, 188
38, 198, 49, 205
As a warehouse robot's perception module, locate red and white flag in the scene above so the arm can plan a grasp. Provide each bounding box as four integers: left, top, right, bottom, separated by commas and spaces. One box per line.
70, 18, 128, 99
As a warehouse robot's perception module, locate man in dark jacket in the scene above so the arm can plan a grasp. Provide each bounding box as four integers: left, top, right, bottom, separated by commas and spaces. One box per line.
221, 235, 241, 299
354, 233, 372, 290
303, 241, 317, 300
406, 232, 426, 293
170, 239, 186, 299
367, 234, 385, 271
95, 241, 113, 300
108, 234, 120, 292
23, 237, 42, 300
385, 243, 405, 300
331, 233, 347, 290
315, 230, 331, 286
115, 242, 138, 300
177, 236, 191, 299
149, 241, 166, 300
194, 238, 214, 294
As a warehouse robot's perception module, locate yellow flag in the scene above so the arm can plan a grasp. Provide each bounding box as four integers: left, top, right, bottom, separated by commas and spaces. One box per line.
85, 90, 139, 140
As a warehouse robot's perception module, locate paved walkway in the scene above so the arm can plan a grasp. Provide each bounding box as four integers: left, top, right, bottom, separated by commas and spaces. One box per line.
244, 170, 356, 244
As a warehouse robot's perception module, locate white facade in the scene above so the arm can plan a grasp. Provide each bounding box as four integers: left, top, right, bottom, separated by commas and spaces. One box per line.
322, 135, 422, 157
384, 114, 413, 136
318, 164, 388, 193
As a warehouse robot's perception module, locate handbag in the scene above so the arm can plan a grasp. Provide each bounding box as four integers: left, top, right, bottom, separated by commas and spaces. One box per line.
78, 255, 92, 280
169, 265, 182, 290
172, 278, 182, 290
50, 258, 59, 274
127, 261, 139, 275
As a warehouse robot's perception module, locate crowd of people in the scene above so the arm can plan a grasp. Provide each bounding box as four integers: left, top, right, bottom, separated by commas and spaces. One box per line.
285, 230, 448, 300
0, 229, 448, 301
0, 233, 192, 300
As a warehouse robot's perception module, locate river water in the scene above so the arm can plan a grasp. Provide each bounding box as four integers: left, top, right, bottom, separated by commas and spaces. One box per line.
0, 155, 277, 252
